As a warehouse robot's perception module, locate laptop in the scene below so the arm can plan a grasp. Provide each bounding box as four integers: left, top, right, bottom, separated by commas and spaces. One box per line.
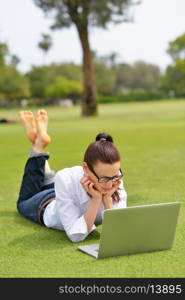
77, 202, 180, 259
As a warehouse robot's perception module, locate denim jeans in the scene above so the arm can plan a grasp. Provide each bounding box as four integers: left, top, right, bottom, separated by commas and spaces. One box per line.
17, 154, 55, 225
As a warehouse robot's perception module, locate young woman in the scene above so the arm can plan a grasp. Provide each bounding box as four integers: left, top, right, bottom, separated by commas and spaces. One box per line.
17, 110, 127, 242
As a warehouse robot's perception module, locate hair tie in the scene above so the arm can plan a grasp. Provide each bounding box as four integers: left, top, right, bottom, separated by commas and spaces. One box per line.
100, 138, 106, 141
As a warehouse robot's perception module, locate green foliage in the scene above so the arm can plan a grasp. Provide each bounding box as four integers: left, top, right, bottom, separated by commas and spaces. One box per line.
9, 55, 20, 69
114, 61, 161, 91
167, 32, 185, 60
0, 42, 8, 66
34, 0, 138, 29
130, 61, 161, 89
0, 40, 29, 104
26, 63, 82, 99
58, 63, 83, 82
113, 63, 134, 93
26, 66, 54, 98
33, 1, 141, 116
95, 62, 116, 95
0, 65, 30, 102
45, 76, 83, 99
98, 95, 123, 103
162, 33, 185, 97
98, 89, 165, 103
38, 33, 52, 53
0, 44, 166, 105
161, 59, 185, 97
93, 56, 161, 97
122, 89, 165, 102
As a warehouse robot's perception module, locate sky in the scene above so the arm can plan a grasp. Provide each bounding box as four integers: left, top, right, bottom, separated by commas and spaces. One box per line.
0, 0, 185, 74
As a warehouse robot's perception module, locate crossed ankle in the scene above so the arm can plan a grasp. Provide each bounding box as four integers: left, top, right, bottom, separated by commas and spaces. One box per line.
29, 149, 50, 158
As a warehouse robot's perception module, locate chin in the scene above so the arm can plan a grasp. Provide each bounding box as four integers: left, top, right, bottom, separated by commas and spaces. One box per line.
100, 189, 110, 195
95, 186, 103, 193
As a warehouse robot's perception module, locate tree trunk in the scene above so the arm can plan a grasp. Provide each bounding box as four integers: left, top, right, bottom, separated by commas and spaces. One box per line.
76, 25, 97, 116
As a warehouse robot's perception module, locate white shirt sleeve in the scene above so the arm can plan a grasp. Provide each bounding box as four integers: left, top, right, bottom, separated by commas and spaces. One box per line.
54, 170, 96, 243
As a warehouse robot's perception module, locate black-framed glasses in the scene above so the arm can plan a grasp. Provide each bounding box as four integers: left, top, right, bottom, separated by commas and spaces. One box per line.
87, 163, 123, 183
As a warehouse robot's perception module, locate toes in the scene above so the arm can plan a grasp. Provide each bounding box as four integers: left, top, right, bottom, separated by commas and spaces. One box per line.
40, 109, 47, 115
19, 111, 36, 126
36, 110, 48, 122
19, 110, 33, 117
26, 111, 34, 117
37, 109, 47, 116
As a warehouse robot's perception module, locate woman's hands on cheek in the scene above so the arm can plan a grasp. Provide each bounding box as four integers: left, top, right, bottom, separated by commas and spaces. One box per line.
102, 180, 121, 209
80, 175, 102, 202
103, 180, 121, 198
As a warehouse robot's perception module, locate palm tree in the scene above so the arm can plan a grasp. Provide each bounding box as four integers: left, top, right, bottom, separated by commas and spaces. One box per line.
38, 33, 52, 65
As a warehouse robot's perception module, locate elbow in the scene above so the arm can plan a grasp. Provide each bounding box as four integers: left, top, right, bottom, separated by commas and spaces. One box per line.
68, 233, 87, 243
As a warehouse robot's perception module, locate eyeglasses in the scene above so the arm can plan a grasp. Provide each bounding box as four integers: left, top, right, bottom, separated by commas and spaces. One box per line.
87, 163, 123, 183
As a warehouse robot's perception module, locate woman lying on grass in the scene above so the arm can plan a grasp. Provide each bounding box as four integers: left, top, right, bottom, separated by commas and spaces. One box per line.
17, 110, 127, 242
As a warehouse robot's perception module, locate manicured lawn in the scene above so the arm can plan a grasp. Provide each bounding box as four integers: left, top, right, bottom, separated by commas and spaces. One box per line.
0, 99, 185, 277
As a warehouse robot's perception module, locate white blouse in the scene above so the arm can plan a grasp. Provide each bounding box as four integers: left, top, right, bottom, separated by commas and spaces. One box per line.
43, 166, 127, 242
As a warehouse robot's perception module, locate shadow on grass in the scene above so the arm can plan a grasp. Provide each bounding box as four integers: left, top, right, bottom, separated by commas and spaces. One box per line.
8, 230, 70, 250
8, 228, 101, 251
1, 210, 101, 250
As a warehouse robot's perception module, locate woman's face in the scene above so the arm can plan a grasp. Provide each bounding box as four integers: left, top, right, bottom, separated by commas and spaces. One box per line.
83, 160, 121, 194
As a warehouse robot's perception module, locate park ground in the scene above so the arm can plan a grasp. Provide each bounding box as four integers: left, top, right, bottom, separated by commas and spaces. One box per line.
0, 99, 185, 277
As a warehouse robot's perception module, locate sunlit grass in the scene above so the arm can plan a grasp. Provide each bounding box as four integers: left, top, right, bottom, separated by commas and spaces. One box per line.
0, 99, 185, 277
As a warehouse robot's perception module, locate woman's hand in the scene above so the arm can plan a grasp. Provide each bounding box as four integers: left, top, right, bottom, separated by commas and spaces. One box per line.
80, 175, 102, 202
81, 175, 102, 232
102, 180, 121, 209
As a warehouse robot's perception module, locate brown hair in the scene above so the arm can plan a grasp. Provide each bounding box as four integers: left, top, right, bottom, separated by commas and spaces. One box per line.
83, 133, 121, 202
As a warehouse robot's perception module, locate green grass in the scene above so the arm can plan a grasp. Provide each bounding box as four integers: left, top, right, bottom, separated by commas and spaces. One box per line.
0, 99, 185, 278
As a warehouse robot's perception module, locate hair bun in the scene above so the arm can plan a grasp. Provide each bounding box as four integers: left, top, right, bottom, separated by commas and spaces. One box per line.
95, 133, 114, 143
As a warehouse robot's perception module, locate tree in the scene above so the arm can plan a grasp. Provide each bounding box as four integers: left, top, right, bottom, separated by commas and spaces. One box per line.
161, 33, 185, 97
95, 62, 116, 95
38, 33, 52, 65
95, 51, 121, 68
0, 42, 8, 66
112, 61, 161, 93
161, 59, 185, 97
33, 0, 140, 116
113, 63, 134, 93
0, 41, 21, 69
0, 66, 30, 102
0, 41, 29, 104
167, 33, 185, 60
131, 61, 161, 90
10, 55, 20, 69
26, 63, 82, 99
45, 76, 83, 100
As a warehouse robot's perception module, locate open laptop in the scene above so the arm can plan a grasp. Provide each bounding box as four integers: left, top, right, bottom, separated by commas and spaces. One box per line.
77, 202, 180, 259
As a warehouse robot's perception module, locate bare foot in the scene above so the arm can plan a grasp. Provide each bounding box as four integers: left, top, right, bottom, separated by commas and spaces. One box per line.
33, 109, 51, 152
19, 111, 37, 143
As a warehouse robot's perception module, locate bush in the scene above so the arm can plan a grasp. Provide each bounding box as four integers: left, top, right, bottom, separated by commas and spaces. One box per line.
98, 89, 166, 103
45, 76, 83, 100
0, 66, 30, 102
97, 95, 123, 103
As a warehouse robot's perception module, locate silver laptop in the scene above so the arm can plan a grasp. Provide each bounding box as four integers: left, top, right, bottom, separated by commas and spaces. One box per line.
77, 202, 180, 259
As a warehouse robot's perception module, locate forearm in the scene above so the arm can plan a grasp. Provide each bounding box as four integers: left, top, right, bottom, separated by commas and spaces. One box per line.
84, 198, 101, 232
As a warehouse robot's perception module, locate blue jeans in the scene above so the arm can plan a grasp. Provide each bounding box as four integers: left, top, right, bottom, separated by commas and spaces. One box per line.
17, 154, 55, 225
